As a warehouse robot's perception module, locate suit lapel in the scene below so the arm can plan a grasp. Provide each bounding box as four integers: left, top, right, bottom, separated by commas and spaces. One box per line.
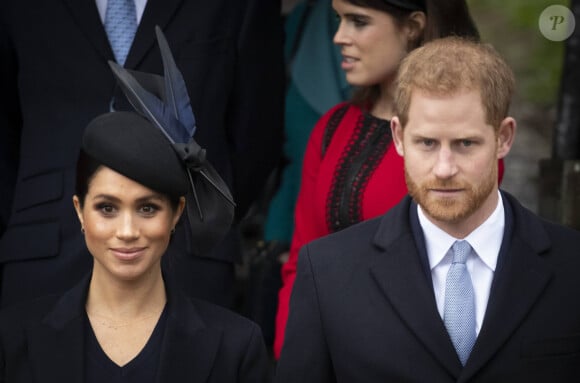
125, 0, 185, 68
27, 276, 90, 382
61, 0, 114, 62
156, 283, 221, 383
369, 197, 462, 377
460, 193, 552, 381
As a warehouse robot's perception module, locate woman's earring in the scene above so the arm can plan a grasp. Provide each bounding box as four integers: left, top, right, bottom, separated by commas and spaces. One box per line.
171, 228, 175, 235
81, 227, 85, 234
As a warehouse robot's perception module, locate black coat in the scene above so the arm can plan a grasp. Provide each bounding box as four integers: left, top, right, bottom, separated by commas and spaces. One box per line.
0, 0, 285, 306
276, 192, 580, 382
0, 274, 270, 382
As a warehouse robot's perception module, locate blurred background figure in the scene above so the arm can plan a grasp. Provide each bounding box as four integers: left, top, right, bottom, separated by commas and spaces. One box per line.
242, 0, 351, 353
0, 0, 284, 310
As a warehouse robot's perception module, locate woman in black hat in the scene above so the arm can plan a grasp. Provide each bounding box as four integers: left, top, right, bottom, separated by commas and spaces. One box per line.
0, 29, 269, 382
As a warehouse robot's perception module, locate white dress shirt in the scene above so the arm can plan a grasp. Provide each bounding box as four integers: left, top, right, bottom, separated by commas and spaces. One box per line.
95, 0, 147, 24
418, 191, 505, 335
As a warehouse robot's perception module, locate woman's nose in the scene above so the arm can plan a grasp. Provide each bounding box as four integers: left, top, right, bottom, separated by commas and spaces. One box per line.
116, 212, 139, 240
333, 21, 350, 46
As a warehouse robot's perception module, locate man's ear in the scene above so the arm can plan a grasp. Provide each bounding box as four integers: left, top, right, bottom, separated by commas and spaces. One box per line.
496, 117, 517, 159
391, 117, 405, 157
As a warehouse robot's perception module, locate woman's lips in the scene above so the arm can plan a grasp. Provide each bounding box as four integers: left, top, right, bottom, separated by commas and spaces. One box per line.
110, 247, 146, 261
341, 55, 357, 71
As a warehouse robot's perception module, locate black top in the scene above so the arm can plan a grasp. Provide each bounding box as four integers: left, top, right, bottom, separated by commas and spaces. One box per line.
84, 306, 168, 383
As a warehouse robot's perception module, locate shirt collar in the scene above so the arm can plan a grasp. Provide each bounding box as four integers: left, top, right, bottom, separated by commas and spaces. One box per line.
418, 191, 505, 271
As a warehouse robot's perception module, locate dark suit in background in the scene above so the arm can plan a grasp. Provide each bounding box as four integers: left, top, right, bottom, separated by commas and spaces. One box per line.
0, 0, 285, 308
275, 193, 580, 382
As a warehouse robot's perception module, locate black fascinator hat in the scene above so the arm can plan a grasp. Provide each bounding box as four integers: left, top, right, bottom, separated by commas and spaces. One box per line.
383, 0, 425, 12
83, 112, 189, 199
82, 26, 235, 256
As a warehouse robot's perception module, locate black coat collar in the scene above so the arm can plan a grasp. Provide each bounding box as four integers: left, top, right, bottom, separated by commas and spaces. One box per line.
27, 273, 222, 382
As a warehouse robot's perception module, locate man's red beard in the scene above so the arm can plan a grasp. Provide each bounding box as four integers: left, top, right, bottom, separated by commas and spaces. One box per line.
405, 164, 497, 223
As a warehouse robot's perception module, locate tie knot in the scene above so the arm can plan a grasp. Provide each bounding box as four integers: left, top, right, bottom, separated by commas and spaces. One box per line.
451, 240, 471, 264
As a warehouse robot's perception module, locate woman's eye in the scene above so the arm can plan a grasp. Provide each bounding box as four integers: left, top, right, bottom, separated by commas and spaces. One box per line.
352, 16, 368, 27
140, 204, 159, 216
96, 203, 116, 216
422, 139, 435, 147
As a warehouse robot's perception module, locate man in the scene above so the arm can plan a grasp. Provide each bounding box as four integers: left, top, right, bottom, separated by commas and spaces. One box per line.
275, 37, 580, 382
0, 0, 284, 308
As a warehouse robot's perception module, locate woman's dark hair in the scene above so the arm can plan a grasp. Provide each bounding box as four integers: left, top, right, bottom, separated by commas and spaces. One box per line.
75, 149, 181, 211
423, 0, 480, 41
347, 0, 480, 108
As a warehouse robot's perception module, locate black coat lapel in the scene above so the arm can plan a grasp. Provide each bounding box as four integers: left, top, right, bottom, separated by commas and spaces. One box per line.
26, 274, 222, 382
156, 282, 221, 382
27, 276, 90, 382
460, 192, 552, 381
125, 0, 185, 68
61, 0, 114, 62
369, 197, 462, 377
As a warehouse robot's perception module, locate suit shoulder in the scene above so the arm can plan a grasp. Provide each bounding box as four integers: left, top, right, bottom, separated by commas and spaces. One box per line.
508, 192, 580, 241
506, 192, 580, 260
540, 219, 580, 250
187, 297, 262, 334
310, 214, 384, 249
0, 294, 59, 321
303, 215, 386, 271
542, 218, 580, 236
310, 195, 411, 252
0, 294, 60, 336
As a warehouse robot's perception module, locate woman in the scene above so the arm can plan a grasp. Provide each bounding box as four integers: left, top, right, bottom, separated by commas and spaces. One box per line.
0, 29, 269, 382
273, 0, 504, 359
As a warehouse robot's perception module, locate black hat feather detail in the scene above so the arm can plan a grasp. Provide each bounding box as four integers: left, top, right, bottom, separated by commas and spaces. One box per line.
105, 26, 235, 256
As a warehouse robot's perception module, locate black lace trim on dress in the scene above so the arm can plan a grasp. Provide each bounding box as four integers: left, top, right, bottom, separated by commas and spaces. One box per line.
325, 111, 392, 233
321, 104, 349, 157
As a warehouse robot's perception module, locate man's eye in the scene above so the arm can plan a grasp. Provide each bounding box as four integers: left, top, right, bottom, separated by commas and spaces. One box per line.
461, 140, 474, 147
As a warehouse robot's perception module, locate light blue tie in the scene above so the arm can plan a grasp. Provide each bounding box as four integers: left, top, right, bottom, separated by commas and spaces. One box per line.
104, 0, 137, 66
444, 240, 476, 365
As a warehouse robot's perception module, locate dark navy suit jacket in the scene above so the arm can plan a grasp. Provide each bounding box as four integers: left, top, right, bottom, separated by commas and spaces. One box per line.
276, 191, 580, 382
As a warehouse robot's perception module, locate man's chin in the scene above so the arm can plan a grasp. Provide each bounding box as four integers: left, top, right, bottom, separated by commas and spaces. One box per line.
420, 198, 470, 223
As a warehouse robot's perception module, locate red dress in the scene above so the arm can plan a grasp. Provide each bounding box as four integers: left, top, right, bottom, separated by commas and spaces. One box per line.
273, 102, 504, 358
